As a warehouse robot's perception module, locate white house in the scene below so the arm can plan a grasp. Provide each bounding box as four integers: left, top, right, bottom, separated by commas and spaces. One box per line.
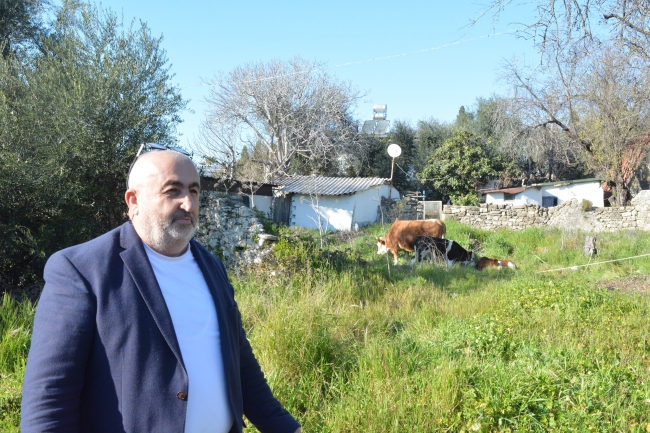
483, 178, 604, 207
273, 175, 400, 231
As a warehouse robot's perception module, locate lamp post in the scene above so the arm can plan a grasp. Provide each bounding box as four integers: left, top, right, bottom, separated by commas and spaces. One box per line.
387, 144, 401, 199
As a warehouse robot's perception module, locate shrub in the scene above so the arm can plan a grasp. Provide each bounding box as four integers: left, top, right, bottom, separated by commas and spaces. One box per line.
451, 192, 480, 206
581, 199, 593, 211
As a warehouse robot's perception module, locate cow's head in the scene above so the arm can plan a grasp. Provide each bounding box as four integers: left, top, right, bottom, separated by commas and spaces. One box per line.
465, 251, 477, 267
377, 237, 388, 255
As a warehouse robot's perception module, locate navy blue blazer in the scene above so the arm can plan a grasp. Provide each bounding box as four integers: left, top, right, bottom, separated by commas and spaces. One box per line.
21, 222, 299, 433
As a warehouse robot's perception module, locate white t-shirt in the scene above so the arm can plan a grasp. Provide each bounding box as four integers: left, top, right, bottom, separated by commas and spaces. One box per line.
144, 243, 233, 433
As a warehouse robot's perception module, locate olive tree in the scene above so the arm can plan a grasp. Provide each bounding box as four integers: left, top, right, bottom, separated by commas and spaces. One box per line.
418, 131, 518, 205
0, 1, 186, 292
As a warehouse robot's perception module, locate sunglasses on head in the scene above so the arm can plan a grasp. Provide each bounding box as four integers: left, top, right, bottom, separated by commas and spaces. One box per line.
126, 142, 192, 189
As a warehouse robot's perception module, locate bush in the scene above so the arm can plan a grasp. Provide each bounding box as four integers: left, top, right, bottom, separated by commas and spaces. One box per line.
451, 192, 481, 206
581, 199, 593, 211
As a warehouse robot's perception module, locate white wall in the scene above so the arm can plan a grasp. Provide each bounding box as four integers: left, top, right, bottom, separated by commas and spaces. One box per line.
485, 181, 604, 207
291, 194, 355, 231
250, 195, 273, 218
352, 185, 399, 226
540, 182, 604, 207
517, 189, 543, 205
485, 192, 504, 204
289, 185, 400, 231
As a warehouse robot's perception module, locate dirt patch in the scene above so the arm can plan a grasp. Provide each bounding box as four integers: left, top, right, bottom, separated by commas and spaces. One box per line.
598, 275, 650, 294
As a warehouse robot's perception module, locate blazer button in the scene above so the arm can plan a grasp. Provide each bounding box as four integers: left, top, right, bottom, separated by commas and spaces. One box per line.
177, 391, 187, 401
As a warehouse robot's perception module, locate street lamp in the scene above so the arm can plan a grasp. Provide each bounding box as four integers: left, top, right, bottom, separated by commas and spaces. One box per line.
387, 143, 401, 199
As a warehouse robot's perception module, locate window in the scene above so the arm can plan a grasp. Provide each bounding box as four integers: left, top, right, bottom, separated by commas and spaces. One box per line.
504, 193, 516, 200
542, 196, 558, 208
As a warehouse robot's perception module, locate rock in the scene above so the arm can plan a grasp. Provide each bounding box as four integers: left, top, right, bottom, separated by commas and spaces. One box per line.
257, 234, 278, 247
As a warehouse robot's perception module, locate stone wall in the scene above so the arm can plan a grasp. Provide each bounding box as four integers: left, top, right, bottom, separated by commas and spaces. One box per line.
441, 190, 650, 232
379, 196, 423, 223
195, 191, 273, 268
442, 203, 550, 230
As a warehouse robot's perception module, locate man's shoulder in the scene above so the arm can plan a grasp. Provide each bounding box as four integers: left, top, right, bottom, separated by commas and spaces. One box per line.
50, 223, 131, 262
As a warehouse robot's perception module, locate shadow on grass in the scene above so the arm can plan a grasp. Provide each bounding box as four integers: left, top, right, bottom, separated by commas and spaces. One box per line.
413, 262, 519, 294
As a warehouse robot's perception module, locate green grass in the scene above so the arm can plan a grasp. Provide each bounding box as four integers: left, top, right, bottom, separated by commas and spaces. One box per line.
3, 221, 650, 432
0, 293, 34, 432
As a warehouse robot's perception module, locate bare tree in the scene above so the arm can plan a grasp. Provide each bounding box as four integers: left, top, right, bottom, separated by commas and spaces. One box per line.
493, 54, 588, 181
199, 57, 363, 178
475, 0, 650, 59
497, 44, 650, 204
196, 119, 242, 180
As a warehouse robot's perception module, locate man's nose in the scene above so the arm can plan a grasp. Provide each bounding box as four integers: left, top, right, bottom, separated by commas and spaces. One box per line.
179, 191, 196, 212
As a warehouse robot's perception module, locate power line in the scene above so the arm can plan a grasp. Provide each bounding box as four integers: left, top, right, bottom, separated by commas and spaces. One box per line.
536, 252, 650, 273
332, 30, 518, 68
394, 161, 440, 182
192, 29, 520, 88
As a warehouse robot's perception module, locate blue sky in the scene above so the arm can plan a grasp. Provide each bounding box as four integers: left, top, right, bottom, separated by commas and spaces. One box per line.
93, 0, 537, 151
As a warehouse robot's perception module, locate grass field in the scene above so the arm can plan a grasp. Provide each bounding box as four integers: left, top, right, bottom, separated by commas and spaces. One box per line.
2, 220, 650, 432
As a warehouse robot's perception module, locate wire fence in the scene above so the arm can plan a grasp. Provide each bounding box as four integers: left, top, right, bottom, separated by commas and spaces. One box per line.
536, 252, 650, 273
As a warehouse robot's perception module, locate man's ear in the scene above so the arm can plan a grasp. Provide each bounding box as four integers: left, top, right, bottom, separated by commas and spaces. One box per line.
125, 189, 138, 216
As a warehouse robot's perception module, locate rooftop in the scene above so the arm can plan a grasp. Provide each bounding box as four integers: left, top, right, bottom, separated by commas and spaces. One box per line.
274, 175, 391, 195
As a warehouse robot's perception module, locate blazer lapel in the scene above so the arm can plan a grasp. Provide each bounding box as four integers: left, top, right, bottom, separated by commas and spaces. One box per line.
119, 223, 185, 367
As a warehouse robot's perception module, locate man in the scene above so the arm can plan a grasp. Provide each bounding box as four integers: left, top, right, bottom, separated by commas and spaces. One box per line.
21, 149, 301, 433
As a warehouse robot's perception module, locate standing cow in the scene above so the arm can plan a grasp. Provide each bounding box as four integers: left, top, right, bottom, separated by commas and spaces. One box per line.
377, 219, 446, 265
413, 236, 476, 269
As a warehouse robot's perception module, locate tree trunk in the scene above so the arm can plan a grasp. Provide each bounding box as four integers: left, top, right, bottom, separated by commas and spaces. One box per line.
615, 179, 628, 207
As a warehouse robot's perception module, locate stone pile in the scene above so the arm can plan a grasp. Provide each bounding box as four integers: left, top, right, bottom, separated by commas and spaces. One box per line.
194, 191, 274, 268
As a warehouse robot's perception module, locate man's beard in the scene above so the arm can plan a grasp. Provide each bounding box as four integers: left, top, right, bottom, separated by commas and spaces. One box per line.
141, 210, 198, 253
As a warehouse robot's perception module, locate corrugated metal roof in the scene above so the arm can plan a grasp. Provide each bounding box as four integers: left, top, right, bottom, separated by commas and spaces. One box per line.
274, 175, 391, 195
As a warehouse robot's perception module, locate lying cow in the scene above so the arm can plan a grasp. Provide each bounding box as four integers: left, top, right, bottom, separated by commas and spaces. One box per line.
475, 257, 517, 271
377, 219, 446, 265
413, 236, 475, 269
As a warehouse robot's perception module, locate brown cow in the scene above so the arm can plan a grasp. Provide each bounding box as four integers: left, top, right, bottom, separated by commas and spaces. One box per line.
475, 257, 517, 271
377, 219, 446, 265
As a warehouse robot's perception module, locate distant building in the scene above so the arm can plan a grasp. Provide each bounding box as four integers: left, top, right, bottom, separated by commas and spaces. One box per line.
200, 173, 400, 231
273, 175, 400, 231
482, 178, 604, 208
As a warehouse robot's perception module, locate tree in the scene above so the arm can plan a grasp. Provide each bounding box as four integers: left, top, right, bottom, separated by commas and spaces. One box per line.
0, 1, 187, 292
475, 0, 650, 59
344, 121, 418, 191
455, 105, 475, 131
417, 131, 518, 205
0, 0, 48, 57
234, 142, 271, 182
200, 57, 362, 177
498, 43, 650, 204
476, 0, 650, 204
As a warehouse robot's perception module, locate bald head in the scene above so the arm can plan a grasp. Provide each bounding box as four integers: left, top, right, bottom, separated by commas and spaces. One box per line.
128, 150, 197, 191
125, 150, 200, 256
